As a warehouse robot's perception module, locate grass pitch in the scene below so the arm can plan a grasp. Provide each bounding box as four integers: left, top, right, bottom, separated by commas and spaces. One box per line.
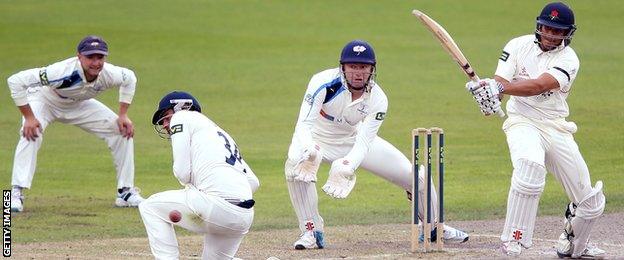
0, 0, 622, 244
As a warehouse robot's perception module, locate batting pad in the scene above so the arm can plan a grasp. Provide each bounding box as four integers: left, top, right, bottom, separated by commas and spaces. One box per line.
501, 159, 546, 248
570, 181, 605, 257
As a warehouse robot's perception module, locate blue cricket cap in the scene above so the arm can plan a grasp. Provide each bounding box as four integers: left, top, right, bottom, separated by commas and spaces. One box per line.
77, 35, 109, 56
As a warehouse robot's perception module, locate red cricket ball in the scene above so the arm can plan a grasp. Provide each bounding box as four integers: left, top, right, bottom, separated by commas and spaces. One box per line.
169, 210, 182, 223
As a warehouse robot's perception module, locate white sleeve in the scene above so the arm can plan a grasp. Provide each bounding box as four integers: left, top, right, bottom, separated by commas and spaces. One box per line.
170, 114, 193, 184
545, 53, 579, 92
118, 68, 136, 104
494, 39, 518, 82
7, 68, 45, 106
344, 93, 388, 169
289, 74, 326, 159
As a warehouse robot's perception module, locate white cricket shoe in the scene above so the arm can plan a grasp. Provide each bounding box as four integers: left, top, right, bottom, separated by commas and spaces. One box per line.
501, 241, 523, 256
579, 244, 606, 259
11, 187, 24, 212
442, 224, 469, 243
556, 232, 606, 259
115, 187, 145, 207
293, 230, 325, 250
419, 224, 469, 243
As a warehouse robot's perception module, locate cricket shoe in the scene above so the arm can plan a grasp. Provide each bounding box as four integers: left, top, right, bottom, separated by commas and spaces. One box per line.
115, 187, 145, 207
501, 241, 523, 256
11, 186, 24, 212
293, 230, 325, 250
419, 224, 469, 243
556, 244, 606, 259
556, 232, 606, 259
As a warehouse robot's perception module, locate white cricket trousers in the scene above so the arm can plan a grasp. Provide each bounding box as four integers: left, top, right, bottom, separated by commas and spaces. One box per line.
139, 187, 254, 260
503, 115, 594, 205
286, 136, 439, 232
11, 88, 134, 189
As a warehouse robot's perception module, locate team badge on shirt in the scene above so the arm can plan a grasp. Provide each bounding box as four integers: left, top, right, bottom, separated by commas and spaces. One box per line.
375, 112, 386, 120
500, 51, 510, 62
170, 124, 183, 135
304, 93, 314, 105
534, 91, 554, 102
357, 104, 368, 115
39, 70, 49, 85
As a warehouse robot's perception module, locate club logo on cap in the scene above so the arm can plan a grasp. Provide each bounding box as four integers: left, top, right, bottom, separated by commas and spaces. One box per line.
90, 42, 99, 46
353, 45, 366, 55
549, 9, 559, 20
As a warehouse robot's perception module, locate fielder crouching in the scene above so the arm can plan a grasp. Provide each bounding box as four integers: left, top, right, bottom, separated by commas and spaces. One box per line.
285, 39, 469, 250
140, 91, 259, 259
7, 35, 144, 212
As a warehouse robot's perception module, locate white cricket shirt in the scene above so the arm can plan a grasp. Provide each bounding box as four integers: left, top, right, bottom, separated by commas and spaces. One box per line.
495, 35, 580, 119
8, 57, 137, 106
288, 68, 388, 169
169, 111, 253, 200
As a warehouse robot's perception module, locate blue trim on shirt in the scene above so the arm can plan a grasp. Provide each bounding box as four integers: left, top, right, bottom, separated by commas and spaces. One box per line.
49, 70, 83, 89
322, 78, 344, 104
304, 77, 343, 119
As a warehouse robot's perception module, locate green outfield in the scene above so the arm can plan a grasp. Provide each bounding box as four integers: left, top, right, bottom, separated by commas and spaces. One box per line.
1, 0, 622, 244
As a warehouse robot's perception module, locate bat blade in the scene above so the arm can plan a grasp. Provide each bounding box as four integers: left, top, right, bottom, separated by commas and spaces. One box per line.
412, 9, 478, 82
412, 9, 505, 117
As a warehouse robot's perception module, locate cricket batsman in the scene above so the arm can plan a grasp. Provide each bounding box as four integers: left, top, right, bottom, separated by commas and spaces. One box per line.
466, 2, 606, 258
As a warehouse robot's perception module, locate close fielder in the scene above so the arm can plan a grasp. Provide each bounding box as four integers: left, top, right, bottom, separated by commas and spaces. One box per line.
7, 35, 144, 212
285, 39, 469, 249
141, 91, 259, 259
465, 2, 605, 258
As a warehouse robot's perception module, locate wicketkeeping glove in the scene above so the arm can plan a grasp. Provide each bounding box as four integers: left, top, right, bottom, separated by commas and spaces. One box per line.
322, 158, 356, 199
290, 144, 323, 183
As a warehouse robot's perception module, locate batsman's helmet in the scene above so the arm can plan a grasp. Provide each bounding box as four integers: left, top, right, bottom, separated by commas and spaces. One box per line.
339, 40, 376, 65
152, 91, 202, 125
535, 2, 576, 47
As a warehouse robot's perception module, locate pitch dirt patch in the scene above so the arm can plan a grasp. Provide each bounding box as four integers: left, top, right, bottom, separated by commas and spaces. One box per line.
12, 213, 624, 259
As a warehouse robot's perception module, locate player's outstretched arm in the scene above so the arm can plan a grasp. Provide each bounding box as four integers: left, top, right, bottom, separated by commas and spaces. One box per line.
117, 102, 134, 139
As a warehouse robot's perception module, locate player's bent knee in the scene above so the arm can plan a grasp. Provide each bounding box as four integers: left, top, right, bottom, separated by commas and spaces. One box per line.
575, 181, 605, 220
511, 159, 546, 196
137, 197, 156, 213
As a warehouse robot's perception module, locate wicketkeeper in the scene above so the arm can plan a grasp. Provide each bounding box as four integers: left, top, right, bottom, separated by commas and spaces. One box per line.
285, 39, 469, 250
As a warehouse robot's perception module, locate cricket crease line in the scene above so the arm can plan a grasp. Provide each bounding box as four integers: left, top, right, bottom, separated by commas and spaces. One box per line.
472, 233, 624, 248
